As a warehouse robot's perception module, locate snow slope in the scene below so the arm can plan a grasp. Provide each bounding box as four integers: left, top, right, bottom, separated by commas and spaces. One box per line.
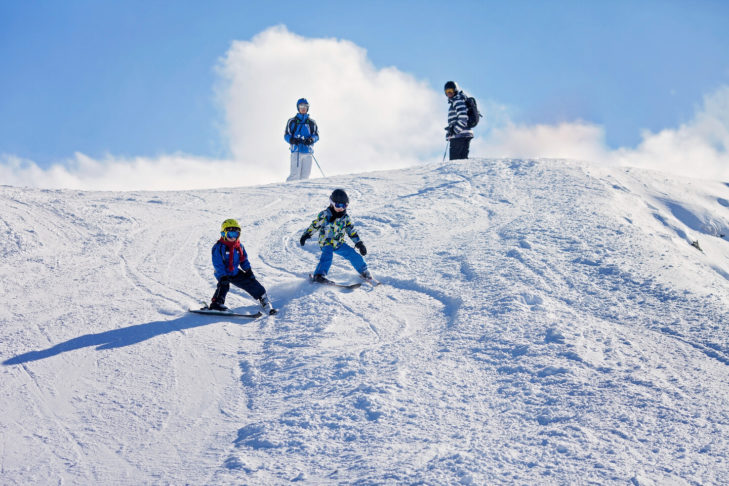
2, 158, 729, 484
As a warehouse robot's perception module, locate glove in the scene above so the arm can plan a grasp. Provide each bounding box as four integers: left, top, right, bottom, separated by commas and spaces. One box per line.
300, 233, 311, 246
304, 137, 314, 145
240, 268, 253, 279
290, 136, 302, 145
445, 125, 455, 139
355, 241, 367, 256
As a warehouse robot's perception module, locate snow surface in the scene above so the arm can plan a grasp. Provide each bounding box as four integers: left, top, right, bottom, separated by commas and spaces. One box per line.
2, 158, 729, 485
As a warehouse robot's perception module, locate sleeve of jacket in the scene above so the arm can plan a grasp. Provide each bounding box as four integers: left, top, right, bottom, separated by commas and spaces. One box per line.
284, 118, 296, 144
309, 118, 320, 144
303, 210, 326, 236
344, 215, 361, 244
238, 244, 251, 271
211, 242, 226, 277
452, 97, 469, 134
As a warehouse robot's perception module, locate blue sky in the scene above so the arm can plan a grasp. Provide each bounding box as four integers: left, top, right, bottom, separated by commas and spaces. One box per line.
1, 0, 728, 188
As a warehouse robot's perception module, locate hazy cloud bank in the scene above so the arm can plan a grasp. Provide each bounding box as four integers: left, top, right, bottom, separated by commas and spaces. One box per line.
479, 86, 729, 180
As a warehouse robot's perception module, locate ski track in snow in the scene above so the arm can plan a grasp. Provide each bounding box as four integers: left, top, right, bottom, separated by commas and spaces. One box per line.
2, 158, 729, 484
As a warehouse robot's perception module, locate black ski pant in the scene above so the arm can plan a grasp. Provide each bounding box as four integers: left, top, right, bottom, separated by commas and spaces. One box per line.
449, 137, 472, 160
212, 270, 266, 304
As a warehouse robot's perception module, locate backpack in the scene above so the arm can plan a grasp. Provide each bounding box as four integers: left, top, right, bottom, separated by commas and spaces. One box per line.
464, 96, 482, 129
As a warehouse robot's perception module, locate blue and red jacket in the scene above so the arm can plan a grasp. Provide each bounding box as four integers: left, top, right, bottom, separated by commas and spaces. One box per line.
212, 238, 251, 280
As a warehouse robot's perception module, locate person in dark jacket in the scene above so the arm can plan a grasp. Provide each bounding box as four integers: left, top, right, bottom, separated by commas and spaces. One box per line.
209, 218, 276, 314
444, 80, 474, 160
284, 98, 319, 181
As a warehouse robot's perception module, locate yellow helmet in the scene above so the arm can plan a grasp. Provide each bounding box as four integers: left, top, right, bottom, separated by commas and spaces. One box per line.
220, 218, 241, 239
221, 218, 241, 232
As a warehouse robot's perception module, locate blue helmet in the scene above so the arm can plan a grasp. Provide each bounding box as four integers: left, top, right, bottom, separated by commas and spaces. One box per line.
297, 98, 309, 111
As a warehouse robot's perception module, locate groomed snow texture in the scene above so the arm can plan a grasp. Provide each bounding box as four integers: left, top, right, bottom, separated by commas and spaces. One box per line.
2, 158, 729, 484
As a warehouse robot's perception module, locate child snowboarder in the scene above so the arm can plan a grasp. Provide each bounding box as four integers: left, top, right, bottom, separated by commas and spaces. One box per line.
209, 218, 277, 315
299, 189, 373, 283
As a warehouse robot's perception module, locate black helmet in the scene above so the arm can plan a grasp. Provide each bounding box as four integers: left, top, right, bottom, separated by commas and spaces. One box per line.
444, 80, 459, 92
330, 188, 349, 205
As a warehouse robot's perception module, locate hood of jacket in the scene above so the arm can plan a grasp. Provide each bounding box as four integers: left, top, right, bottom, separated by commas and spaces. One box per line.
326, 206, 346, 222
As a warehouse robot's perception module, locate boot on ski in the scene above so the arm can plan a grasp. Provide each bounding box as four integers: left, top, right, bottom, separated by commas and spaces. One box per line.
259, 293, 278, 315
209, 300, 228, 311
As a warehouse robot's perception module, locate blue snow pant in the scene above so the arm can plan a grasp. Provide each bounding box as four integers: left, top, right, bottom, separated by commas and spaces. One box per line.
314, 243, 367, 276
212, 270, 266, 304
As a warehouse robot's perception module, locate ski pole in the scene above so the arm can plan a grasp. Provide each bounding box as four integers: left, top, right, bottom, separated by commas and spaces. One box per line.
312, 154, 326, 178
443, 140, 450, 162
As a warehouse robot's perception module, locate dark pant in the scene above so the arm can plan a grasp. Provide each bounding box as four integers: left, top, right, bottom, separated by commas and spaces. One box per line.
212, 270, 266, 304
449, 137, 471, 160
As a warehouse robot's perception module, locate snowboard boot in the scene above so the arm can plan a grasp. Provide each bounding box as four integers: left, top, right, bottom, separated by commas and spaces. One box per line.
259, 293, 277, 315
209, 300, 228, 311
313, 274, 328, 283
359, 269, 379, 286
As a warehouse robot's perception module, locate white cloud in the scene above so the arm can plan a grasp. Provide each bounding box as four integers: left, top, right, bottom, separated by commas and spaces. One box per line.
217, 25, 443, 178
607, 86, 729, 180
477, 120, 610, 163
478, 85, 729, 181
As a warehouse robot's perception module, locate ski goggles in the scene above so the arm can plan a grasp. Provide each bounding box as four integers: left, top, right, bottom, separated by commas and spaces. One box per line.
298, 103, 309, 112
223, 229, 240, 239
330, 199, 348, 209
444, 88, 455, 96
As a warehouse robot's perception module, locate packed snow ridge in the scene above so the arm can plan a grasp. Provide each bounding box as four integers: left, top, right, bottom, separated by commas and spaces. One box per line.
2, 158, 729, 485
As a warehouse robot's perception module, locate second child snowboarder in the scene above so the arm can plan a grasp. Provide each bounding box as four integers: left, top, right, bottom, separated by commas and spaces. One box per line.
300, 189, 374, 284
209, 218, 277, 315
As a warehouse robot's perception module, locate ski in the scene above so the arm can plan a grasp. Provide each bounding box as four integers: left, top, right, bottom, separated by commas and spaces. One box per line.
309, 274, 362, 289
189, 306, 263, 318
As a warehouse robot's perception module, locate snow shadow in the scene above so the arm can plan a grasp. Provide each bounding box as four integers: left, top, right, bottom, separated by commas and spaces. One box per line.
659, 198, 728, 238
397, 180, 464, 200
3, 314, 233, 365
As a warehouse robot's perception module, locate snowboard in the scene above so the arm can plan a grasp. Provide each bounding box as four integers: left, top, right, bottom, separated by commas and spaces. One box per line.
189, 305, 263, 318
309, 274, 362, 289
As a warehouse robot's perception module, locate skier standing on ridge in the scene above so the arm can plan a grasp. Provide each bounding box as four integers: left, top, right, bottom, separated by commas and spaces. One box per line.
208, 218, 277, 315
284, 98, 319, 181
444, 80, 474, 160
300, 189, 374, 284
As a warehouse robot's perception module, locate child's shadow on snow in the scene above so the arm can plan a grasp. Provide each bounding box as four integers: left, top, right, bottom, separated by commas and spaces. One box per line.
3, 313, 239, 365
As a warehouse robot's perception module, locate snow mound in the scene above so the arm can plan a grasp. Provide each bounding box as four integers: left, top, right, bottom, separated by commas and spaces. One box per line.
2, 158, 729, 484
